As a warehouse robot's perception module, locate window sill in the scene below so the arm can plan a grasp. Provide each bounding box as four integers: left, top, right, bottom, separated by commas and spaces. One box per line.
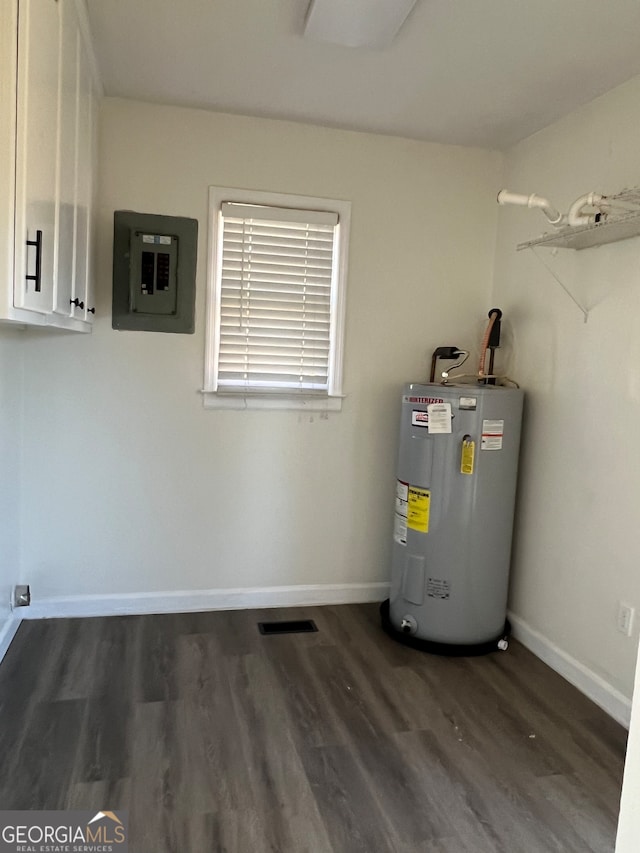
202, 392, 344, 412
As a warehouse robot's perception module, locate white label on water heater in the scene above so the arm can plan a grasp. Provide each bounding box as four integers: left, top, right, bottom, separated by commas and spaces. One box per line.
394, 480, 409, 545
427, 578, 450, 599
394, 513, 407, 545
427, 402, 452, 434
411, 410, 429, 428
395, 480, 409, 517
459, 396, 477, 410
481, 419, 504, 450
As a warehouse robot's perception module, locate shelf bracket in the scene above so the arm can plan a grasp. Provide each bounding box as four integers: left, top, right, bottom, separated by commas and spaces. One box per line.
530, 246, 589, 323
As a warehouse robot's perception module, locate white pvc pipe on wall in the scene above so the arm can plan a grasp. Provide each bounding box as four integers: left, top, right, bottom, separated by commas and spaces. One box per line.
497, 190, 564, 226
567, 192, 606, 226
498, 188, 608, 229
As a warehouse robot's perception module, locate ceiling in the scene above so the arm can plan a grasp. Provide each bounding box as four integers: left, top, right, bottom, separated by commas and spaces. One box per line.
85, 0, 640, 150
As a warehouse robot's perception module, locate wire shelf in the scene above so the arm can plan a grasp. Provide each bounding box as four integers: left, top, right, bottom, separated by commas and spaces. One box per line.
517, 187, 640, 251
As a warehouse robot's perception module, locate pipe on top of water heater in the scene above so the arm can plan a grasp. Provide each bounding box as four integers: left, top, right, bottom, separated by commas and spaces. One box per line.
478, 308, 502, 382
430, 346, 466, 383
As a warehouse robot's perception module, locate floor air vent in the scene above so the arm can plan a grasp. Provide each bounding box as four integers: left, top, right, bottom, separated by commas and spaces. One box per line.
258, 619, 318, 635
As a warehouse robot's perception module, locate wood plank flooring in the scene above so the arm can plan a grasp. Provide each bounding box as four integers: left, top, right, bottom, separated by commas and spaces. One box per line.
0, 603, 627, 852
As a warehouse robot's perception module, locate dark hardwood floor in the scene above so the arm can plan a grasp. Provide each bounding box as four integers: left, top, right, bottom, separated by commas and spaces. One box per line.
0, 603, 627, 852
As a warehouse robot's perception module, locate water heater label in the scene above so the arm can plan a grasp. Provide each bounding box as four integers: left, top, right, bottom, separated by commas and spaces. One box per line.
411, 410, 430, 428
407, 486, 430, 533
405, 396, 444, 405
394, 480, 409, 545
393, 513, 407, 545
461, 439, 475, 474
427, 578, 450, 600
427, 402, 452, 434
395, 480, 409, 516
481, 419, 504, 450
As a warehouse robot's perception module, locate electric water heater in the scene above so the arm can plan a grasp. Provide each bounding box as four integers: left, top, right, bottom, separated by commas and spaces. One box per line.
382, 382, 523, 654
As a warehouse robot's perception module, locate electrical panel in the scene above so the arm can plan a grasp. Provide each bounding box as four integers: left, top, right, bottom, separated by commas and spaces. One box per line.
112, 211, 197, 333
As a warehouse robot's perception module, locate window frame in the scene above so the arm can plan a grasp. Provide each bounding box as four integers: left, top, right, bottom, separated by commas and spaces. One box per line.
203, 186, 351, 411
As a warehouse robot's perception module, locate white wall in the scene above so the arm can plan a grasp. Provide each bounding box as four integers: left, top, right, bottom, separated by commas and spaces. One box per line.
492, 73, 640, 703
17, 98, 502, 601
0, 328, 22, 649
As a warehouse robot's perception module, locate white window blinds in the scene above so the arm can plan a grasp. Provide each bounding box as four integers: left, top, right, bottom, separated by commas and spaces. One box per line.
217, 202, 339, 392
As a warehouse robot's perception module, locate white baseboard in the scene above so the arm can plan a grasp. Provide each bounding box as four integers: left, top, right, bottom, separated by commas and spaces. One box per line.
0, 613, 21, 665
508, 611, 632, 729
21, 582, 390, 621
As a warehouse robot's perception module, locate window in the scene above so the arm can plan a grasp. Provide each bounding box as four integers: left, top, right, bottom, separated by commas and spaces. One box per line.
204, 187, 350, 410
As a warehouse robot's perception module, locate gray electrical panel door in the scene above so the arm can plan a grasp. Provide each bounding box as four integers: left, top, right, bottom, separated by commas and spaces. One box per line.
112, 211, 197, 333
389, 383, 524, 645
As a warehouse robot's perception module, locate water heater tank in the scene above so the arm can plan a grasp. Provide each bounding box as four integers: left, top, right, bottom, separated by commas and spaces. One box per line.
383, 382, 523, 654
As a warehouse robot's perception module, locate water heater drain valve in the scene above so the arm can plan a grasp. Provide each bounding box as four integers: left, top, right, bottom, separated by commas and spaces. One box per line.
400, 615, 418, 635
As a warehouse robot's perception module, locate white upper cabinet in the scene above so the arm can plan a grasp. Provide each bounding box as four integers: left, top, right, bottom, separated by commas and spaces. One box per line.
0, 0, 100, 331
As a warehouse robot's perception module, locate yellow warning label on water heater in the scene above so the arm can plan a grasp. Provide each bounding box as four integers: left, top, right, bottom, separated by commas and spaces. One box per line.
407, 487, 430, 533
461, 439, 475, 475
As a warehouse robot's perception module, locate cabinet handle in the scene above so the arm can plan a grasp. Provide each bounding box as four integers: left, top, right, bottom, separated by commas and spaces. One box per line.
87, 307, 95, 314
70, 298, 84, 309
26, 230, 43, 293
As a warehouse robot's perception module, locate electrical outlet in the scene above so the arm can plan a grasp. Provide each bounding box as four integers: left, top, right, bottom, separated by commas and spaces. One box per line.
12, 585, 30, 608
617, 602, 635, 636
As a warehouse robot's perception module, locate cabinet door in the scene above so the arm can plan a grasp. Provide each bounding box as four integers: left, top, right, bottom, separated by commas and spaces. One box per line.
14, 0, 61, 314
84, 80, 98, 320
70, 28, 92, 322
53, 0, 79, 318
